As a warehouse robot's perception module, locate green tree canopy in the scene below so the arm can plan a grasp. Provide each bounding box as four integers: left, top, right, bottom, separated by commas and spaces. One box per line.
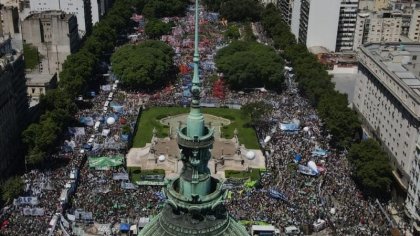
111, 40, 176, 90
145, 19, 172, 39
142, 0, 188, 18
23, 43, 43, 70
224, 24, 240, 40
241, 101, 273, 124
348, 139, 393, 198
219, 0, 262, 22
215, 40, 284, 90
203, 0, 224, 12
1, 176, 23, 203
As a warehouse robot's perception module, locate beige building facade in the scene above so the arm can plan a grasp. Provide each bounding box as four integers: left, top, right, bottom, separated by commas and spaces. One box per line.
408, 9, 420, 42
354, 42, 420, 232
353, 11, 402, 50
22, 11, 79, 76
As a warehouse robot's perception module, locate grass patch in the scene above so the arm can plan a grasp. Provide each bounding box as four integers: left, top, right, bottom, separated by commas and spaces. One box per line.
132, 107, 259, 149
225, 169, 261, 181
128, 167, 165, 183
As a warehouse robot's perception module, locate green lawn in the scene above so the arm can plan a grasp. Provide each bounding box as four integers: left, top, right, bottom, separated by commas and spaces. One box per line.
128, 167, 165, 183
132, 107, 259, 149
225, 169, 261, 181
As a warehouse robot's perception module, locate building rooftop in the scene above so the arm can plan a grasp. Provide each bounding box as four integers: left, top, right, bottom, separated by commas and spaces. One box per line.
26, 10, 74, 21
26, 73, 56, 86
363, 43, 420, 104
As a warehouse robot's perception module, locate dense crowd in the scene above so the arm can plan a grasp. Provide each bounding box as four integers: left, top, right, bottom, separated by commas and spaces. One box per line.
0, 3, 405, 236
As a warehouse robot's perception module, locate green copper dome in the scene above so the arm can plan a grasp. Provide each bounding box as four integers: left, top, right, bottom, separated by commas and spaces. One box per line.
138, 0, 249, 235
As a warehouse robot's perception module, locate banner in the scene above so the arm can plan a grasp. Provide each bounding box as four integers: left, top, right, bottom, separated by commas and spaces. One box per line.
61, 215, 70, 228
75, 210, 93, 220
121, 182, 137, 190
14, 197, 39, 206
22, 208, 44, 216
113, 173, 129, 180
66, 214, 76, 221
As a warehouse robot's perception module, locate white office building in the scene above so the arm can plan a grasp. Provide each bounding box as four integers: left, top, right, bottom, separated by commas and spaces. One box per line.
283, 0, 359, 52
90, 0, 113, 25
354, 42, 420, 233
353, 11, 402, 51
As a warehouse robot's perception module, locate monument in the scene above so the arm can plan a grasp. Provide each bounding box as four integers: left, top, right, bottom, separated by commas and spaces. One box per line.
138, 1, 249, 235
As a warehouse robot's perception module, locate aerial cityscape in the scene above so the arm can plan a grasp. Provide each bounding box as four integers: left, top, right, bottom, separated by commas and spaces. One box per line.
0, 0, 419, 235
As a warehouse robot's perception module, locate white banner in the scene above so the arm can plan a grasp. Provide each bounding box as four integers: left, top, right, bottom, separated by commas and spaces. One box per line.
121, 182, 137, 190
66, 214, 76, 221
61, 215, 70, 228
22, 208, 44, 216
14, 197, 39, 206
113, 173, 129, 180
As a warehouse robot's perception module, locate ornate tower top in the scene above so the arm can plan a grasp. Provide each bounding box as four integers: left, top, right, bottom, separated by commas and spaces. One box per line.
186, 0, 204, 138
138, 1, 249, 235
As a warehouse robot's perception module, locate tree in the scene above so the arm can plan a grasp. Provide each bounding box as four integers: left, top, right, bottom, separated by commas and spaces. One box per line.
224, 24, 240, 40
1, 176, 23, 203
241, 101, 273, 124
202, 0, 224, 12
215, 41, 284, 90
348, 139, 392, 198
220, 0, 262, 22
23, 43, 43, 70
145, 19, 172, 39
317, 91, 360, 148
142, 0, 188, 18
111, 40, 176, 90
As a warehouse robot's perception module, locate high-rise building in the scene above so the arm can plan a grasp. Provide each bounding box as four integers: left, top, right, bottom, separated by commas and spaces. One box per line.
298, 0, 342, 51
139, 1, 249, 235
353, 11, 402, 50
90, 0, 113, 25
408, 9, 420, 42
0, 36, 28, 179
353, 42, 420, 233
336, 0, 359, 51
0, 0, 27, 50
22, 11, 80, 76
285, 0, 359, 52
278, 0, 293, 25
29, 0, 92, 37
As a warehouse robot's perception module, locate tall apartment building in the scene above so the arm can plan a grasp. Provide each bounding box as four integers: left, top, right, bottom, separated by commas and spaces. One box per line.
278, 0, 293, 25
90, 0, 113, 25
0, 37, 27, 179
0, 0, 28, 50
358, 0, 390, 11
298, 0, 342, 51
282, 0, 359, 52
22, 11, 80, 75
354, 42, 420, 233
29, 0, 92, 37
408, 9, 420, 42
353, 11, 402, 50
336, 0, 359, 51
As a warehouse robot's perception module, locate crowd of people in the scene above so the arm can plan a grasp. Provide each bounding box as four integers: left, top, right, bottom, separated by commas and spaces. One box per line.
0, 3, 406, 236
224, 88, 393, 235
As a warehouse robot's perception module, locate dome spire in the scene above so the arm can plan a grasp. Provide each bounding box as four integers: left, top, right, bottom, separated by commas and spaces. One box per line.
186, 0, 204, 138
